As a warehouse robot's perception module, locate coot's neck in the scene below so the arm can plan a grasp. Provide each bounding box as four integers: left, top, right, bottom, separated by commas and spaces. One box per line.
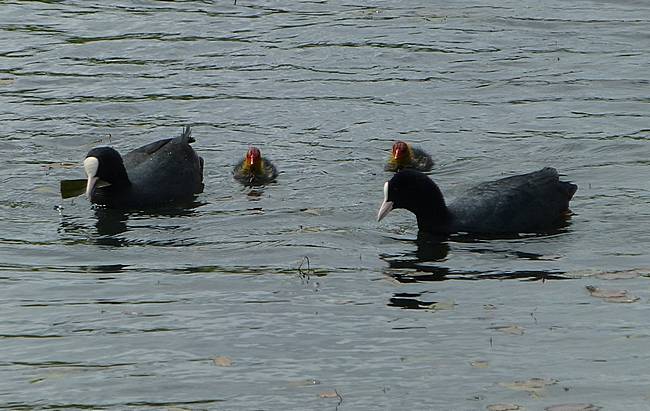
107, 162, 131, 189
415, 206, 452, 234
91, 180, 131, 206
413, 183, 452, 234
91, 164, 131, 205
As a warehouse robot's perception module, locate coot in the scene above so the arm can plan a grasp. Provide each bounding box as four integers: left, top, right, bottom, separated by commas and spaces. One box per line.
233, 147, 278, 186
84, 125, 204, 209
384, 141, 434, 172
377, 168, 577, 234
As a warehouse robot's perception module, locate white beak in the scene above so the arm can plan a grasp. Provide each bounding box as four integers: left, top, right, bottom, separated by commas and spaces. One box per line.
377, 181, 394, 222
85, 176, 98, 198
83, 157, 100, 198
377, 200, 393, 222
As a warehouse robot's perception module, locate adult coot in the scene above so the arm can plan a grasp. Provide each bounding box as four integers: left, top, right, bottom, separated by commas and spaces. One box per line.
233, 147, 278, 186
384, 141, 434, 172
84, 125, 204, 209
377, 168, 577, 234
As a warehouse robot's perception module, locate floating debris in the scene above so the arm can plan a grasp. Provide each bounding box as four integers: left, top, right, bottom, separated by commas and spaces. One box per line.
319, 389, 343, 406
545, 404, 601, 411
566, 268, 650, 280
487, 404, 523, 411
491, 325, 525, 336
60, 179, 87, 199
43, 162, 78, 171
537, 254, 562, 261
319, 391, 339, 398
212, 356, 233, 367
595, 269, 650, 280
425, 300, 455, 311
470, 360, 489, 368
500, 377, 558, 395
288, 379, 320, 387
301, 208, 321, 216
585, 286, 639, 303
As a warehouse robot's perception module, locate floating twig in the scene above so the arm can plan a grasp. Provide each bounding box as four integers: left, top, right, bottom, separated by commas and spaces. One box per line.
298, 256, 312, 283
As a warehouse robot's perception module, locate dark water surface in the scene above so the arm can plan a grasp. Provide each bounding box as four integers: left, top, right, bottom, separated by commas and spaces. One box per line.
1, 0, 650, 409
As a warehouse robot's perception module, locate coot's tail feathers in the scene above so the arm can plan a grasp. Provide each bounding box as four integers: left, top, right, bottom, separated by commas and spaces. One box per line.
538, 167, 577, 200
560, 181, 578, 200
176, 125, 195, 144
545, 167, 578, 200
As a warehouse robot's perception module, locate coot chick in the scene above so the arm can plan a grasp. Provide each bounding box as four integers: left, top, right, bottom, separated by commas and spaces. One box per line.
233, 147, 278, 186
384, 141, 434, 172
84, 125, 204, 209
377, 168, 577, 234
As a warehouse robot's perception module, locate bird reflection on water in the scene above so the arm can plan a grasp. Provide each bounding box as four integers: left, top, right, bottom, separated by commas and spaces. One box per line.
64, 201, 205, 247
58, 206, 204, 275
381, 233, 569, 286
94, 208, 129, 238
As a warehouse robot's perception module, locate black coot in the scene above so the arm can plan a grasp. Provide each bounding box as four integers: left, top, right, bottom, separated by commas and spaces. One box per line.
233, 147, 278, 186
384, 141, 434, 172
377, 168, 577, 234
84, 125, 203, 209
